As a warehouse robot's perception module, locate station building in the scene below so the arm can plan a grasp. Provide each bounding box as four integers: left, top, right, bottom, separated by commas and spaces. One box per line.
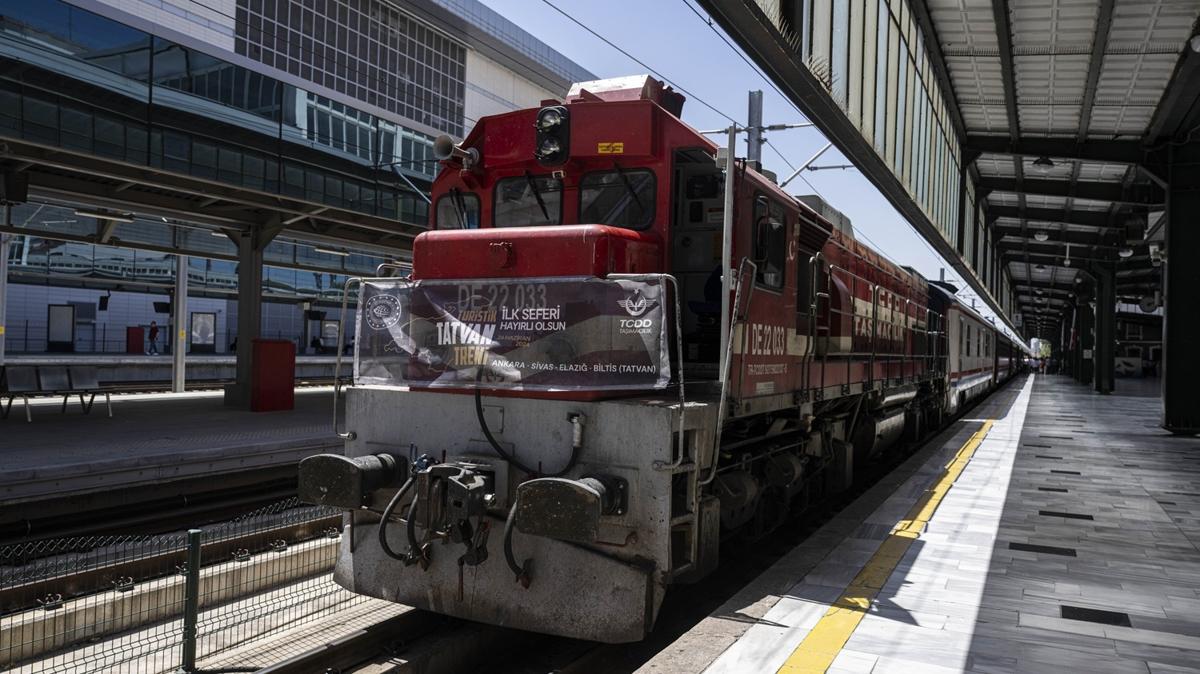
0, 0, 592, 357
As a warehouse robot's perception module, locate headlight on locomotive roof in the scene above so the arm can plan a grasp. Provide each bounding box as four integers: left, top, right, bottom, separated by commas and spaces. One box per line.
536, 107, 564, 129
538, 137, 562, 158
534, 105, 569, 166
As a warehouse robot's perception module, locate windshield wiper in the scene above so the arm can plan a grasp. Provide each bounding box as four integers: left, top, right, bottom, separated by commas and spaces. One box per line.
449, 187, 469, 228
612, 163, 644, 210
524, 171, 550, 221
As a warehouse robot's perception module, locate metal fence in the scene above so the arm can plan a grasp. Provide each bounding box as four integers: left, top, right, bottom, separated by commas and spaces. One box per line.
0, 498, 366, 673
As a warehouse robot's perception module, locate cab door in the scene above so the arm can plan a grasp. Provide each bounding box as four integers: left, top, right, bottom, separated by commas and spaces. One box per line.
734, 194, 792, 401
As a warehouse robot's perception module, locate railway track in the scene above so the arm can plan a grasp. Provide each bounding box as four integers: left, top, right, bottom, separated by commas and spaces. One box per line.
3, 380, 1019, 673
0, 507, 341, 615
245, 379, 1020, 674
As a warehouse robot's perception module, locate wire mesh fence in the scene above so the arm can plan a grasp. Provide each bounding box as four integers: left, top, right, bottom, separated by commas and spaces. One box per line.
0, 498, 370, 673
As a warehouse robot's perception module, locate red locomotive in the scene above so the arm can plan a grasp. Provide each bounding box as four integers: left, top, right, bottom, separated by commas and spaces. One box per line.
299, 75, 1026, 643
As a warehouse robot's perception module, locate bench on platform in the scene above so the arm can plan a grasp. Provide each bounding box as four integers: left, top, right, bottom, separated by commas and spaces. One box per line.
1, 365, 113, 422
1, 365, 39, 422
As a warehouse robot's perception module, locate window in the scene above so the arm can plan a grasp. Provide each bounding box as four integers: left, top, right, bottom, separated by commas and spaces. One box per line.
435, 190, 478, 229
873, 0, 888, 154
831, 0, 850, 108
494, 174, 561, 227
753, 196, 787, 289
965, 323, 971, 357
579, 168, 655, 230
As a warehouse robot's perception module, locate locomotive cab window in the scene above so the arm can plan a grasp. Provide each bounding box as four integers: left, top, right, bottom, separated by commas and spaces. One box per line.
579, 168, 656, 229
435, 190, 479, 229
753, 195, 786, 289
494, 173, 562, 227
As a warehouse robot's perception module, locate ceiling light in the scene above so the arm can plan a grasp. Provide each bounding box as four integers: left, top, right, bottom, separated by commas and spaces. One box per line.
1191, 34, 1200, 53
1063, 258, 1072, 267
1031, 156, 1055, 172
1035, 264, 1046, 271
75, 209, 135, 223
1118, 247, 1134, 258
1035, 288, 1043, 295
1034, 231, 1049, 242
313, 246, 350, 257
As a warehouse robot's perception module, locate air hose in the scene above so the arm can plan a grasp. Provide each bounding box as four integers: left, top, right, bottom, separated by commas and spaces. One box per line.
473, 372, 583, 478
405, 485, 423, 563
377, 475, 415, 561
503, 499, 531, 587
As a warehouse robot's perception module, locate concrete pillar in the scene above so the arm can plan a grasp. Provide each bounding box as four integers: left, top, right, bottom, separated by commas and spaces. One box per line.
224, 224, 276, 408
0, 230, 9, 366
172, 254, 188, 392
1092, 262, 1116, 395
1162, 144, 1200, 434
1077, 300, 1095, 386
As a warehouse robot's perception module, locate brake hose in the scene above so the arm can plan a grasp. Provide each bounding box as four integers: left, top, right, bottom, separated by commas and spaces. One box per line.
406, 485, 422, 561
378, 475, 415, 561
503, 499, 531, 587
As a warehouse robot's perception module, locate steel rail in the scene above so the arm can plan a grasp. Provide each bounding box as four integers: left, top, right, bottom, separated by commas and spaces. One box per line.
0, 512, 341, 615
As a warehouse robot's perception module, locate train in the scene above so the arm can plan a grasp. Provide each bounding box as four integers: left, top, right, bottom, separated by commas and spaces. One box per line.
298, 75, 1028, 643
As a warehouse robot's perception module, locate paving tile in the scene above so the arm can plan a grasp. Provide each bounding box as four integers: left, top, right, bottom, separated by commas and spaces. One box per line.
693, 376, 1200, 674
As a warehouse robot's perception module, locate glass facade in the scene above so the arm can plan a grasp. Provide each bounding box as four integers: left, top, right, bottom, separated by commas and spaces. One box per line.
769, 0, 1000, 304
0, 0, 433, 228
235, 0, 467, 136
3, 202, 387, 294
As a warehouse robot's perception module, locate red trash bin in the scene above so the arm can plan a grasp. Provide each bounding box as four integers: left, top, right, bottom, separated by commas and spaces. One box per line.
126, 326, 145, 354
250, 339, 295, 411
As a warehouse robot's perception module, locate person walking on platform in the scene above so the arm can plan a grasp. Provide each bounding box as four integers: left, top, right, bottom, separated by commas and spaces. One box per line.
147, 320, 160, 355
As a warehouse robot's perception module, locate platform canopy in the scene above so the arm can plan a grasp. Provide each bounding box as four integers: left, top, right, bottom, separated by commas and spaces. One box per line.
697, 0, 1200, 341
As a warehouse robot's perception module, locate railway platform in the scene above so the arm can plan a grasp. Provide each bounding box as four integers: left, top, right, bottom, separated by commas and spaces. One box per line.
3, 353, 340, 384
648, 374, 1200, 673
0, 388, 342, 530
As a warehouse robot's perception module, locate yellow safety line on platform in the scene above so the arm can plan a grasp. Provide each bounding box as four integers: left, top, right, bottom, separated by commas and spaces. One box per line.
777, 419, 996, 674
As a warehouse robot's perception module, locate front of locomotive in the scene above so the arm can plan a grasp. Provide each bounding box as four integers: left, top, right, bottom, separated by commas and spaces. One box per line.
297, 77, 718, 643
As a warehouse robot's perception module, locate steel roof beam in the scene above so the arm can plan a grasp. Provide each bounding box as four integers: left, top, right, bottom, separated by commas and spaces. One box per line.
0, 140, 424, 242
986, 205, 1130, 230
1117, 267, 1162, 279
1015, 284, 1078, 296
988, 0, 1034, 308
1145, 25, 1200, 143
996, 237, 1119, 253
965, 136, 1145, 165
1078, 0, 1116, 141
990, 0, 1020, 144
1001, 249, 1113, 266
1001, 250, 1068, 264
994, 226, 1121, 247
979, 177, 1157, 205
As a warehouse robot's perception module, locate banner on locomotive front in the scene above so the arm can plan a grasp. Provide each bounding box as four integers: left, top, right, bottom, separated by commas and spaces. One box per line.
354, 276, 671, 391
